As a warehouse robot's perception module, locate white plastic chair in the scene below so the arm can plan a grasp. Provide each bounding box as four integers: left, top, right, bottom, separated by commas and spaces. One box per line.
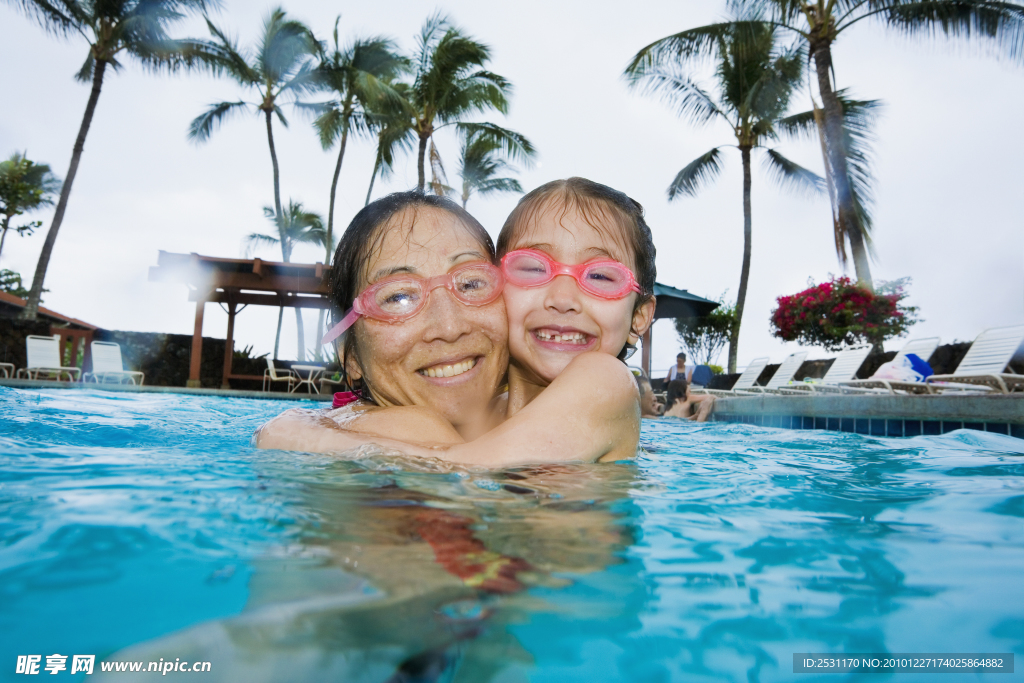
838, 337, 941, 394
779, 344, 876, 394
736, 351, 808, 394
925, 325, 1024, 394
0, 362, 13, 378
697, 357, 770, 397
263, 358, 296, 392
15, 335, 81, 381
84, 341, 144, 385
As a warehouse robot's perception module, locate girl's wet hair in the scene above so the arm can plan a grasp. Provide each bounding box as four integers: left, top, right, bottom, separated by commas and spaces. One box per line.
496, 177, 656, 299
496, 177, 657, 358
328, 191, 495, 398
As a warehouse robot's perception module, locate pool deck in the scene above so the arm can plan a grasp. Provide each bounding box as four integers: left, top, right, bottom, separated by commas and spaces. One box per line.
0, 378, 332, 402
713, 393, 1024, 438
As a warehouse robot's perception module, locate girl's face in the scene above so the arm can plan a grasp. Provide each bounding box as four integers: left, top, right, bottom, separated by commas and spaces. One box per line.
502, 202, 655, 386
347, 207, 509, 433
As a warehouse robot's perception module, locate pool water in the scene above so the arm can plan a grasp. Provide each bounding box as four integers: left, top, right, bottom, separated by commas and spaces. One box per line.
2, 387, 1023, 682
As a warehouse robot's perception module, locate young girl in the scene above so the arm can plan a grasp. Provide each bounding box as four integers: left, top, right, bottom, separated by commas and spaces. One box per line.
258, 179, 660, 465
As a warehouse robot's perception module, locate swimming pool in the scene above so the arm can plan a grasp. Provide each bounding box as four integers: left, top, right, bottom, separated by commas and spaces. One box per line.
2, 387, 1022, 682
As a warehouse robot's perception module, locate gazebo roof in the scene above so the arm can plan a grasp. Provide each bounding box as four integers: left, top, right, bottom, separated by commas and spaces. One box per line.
148, 251, 333, 309
652, 282, 719, 319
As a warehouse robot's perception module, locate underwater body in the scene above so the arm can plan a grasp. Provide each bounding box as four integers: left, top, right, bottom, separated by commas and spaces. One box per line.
1, 387, 1022, 682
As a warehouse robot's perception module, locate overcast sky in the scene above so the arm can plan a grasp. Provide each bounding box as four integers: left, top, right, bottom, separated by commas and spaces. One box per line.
1, 0, 1022, 374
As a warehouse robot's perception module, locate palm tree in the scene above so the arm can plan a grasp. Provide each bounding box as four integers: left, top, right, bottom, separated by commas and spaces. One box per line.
0, 152, 61, 264
4, 0, 214, 319
188, 7, 319, 222
628, 1, 1024, 289
457, 128, 525, 209
312, 20, 407, 261
626, 20, 823, 373
407, 13, 534, 192
364, 81, 416, 205
246, 200, 325, 361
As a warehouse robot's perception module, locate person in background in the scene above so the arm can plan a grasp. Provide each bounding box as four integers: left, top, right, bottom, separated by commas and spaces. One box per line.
667, 352, 692, 384
662, 378, 715, 421
634, 373, 663, 418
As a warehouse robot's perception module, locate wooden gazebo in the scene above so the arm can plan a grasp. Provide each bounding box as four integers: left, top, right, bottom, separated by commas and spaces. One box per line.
148, 251, 332, 388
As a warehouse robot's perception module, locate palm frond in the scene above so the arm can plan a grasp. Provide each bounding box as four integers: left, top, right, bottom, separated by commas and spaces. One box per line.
882, 1, 1024, 62
187, 100, 250, 143
474, 177, 523, 196
429, 138, 450, 196
455, 122, 536, 166
762, 148, 826, 196
625, 21, 768, 75
668, 148, 724, 199
776, 109, 818, 138
628, 67, 726, 126
4, 0, 85, 38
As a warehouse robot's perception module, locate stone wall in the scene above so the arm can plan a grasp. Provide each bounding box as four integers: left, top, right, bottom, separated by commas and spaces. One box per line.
1, 319, 337, 389
0, 319, 53, 370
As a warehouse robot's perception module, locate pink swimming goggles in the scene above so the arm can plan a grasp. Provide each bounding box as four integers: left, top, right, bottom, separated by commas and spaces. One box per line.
321, 263, 504, 345
501, 249, 642, 300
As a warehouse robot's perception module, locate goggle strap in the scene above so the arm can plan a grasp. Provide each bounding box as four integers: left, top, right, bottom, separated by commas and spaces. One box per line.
321, 306, 361, 345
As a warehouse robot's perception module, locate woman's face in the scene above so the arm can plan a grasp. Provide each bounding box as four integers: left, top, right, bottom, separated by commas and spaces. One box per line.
347, 207, 508, 432
502, 201, 655, 386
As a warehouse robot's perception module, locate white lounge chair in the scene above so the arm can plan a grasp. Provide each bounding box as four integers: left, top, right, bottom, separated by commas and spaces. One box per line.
736, 351, 808, 394
923, 325, 1024, 394
15, 335, 81, 381
838, 337, 941, 394
778, 344, 876, 394
83, 341, 144, 385
0, 362, 13, 378
263, 358, 296, 392
696, 357, 770, 397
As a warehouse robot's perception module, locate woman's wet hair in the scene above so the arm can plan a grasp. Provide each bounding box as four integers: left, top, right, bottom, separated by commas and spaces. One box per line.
328, 191, 495, 399
665, 378, 688, 411
496, 177, 657, 360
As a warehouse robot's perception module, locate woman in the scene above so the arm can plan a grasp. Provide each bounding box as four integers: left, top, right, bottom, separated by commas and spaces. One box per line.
256, 191, 642, 466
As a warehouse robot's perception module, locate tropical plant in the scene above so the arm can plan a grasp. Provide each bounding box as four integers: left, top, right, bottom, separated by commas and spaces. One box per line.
632, 0, 1024, 288
245, 200, 325, 360
363, 80, 417, 205
188, 7, 319, 223
0, 269, 31, 298
769, 275, 918, 351
406, 13, 534, 192
627, 19, 822, 373
312, 19, 407, 260
0, 152, 61, 263
674, 300, 738, 366
457, 128, 525, 208
4, 0, 214, 319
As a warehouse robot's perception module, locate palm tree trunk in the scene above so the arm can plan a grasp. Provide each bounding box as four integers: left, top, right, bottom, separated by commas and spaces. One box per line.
264, 108, 283, 220
326, 120, 350, 264
314, 308, 326, 361
0, 218, 10, 264
294, 307, 305, 362
416, 132, 429, 192
728, 146, 753, 375
810, 39, 873, 289
273, 306, 283, 359
20, 60, 107, 319
366, 152, 381, 206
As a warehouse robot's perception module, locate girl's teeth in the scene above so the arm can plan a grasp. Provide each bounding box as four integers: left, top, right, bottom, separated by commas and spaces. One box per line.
536, 330, 586, 344
420, 358, 476, 378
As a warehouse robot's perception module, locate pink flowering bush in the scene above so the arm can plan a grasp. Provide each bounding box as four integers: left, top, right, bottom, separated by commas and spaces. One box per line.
770, 277, 918, 351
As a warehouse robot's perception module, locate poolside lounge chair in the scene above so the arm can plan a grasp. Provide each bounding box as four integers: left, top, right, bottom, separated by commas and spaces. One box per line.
83, 341, 144, 385
923, 325, 1024, 394
778, 344, 877, 394
15, 335, 81, 381
838, 337, 941, 394
736, 351, 808, 394
697, 357, 770, 397
0, 362, 13, 378
263, 358, 296, 392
